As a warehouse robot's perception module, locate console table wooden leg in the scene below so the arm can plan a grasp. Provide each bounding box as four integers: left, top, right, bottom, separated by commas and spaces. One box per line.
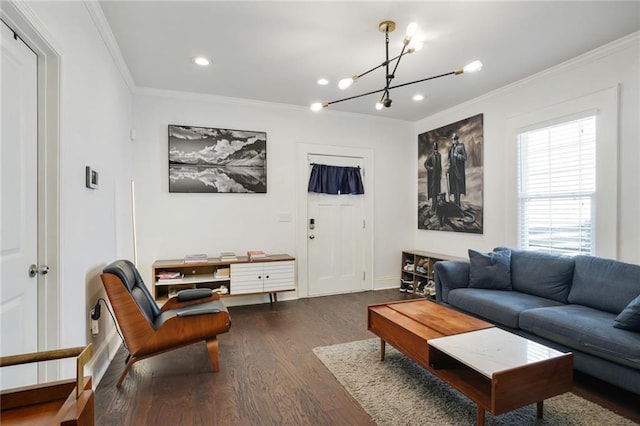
268, 293, 279, 309
537, 401, 544, 419
379, 338, 386, 361
476, 406, 485, 426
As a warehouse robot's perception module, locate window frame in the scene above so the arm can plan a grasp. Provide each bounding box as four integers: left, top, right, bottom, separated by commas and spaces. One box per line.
504, 86, 619, 259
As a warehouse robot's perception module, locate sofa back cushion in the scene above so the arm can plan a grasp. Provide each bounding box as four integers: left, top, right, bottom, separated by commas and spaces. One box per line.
468, 249, 512, 290
568, 255, 640, 314
501, 248, 575, 303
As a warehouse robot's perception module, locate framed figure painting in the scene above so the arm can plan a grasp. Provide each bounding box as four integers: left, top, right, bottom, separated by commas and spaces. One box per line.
168, 125, 267, 193
418, 114, 483, 233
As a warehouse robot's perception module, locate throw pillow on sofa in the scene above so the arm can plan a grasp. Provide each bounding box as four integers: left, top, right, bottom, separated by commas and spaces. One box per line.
468, 249, 512, 290
614, 295, 640, 331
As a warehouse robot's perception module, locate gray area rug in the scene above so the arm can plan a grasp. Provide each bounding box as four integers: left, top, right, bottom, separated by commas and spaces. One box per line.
313, 338, 636, 426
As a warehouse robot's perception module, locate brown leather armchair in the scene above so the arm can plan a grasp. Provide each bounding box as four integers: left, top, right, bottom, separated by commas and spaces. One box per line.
100, 260, 231, 387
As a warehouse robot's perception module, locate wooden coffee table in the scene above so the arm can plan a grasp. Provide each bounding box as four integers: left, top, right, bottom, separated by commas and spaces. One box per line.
367, 299, 573, 425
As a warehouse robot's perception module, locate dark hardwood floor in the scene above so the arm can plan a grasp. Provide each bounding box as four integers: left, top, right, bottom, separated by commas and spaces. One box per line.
95, 289, 640, 425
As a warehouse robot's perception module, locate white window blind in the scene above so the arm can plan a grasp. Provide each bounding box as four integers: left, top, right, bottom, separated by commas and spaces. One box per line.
517, 115, 596, 255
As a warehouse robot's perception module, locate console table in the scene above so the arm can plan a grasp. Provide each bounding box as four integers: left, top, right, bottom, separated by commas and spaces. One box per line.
152, 254, 295, 307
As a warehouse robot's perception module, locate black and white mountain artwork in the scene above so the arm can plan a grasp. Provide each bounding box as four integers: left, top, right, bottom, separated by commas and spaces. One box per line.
168, 125, 267, 193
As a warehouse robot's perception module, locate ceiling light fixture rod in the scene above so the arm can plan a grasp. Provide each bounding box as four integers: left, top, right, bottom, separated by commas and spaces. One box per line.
356, 50, 409, 80
326, 70, 456, 106
387, 70, 456, 90
327, 87, 388, 106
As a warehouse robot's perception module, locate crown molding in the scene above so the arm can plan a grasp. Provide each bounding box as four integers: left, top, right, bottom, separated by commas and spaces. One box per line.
83, 0, 135, 91
135, 86, 412, 124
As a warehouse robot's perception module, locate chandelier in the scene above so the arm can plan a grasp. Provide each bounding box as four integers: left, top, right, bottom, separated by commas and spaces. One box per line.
310, 20, 482, 112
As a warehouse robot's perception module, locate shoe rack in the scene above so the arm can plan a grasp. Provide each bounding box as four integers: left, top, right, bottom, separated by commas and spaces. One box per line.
400, 250, 461, 299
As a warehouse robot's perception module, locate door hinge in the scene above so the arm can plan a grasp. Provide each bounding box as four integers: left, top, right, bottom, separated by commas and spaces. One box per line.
363, 271, 366, 280
363, 219, 366, 229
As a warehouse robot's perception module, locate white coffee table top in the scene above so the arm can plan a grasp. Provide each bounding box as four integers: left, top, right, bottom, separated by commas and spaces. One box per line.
429, 327, 566, 378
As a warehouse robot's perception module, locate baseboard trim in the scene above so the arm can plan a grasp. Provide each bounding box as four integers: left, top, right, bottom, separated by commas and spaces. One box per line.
86, 328, 122, 389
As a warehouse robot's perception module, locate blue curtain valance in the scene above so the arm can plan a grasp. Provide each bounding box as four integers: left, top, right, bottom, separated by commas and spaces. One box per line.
308, 163, 364, 195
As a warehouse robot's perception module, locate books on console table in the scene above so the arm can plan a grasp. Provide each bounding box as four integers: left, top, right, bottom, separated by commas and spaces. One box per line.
184, 253, 208, 264
156, 271, 185, 284
247, 250, 268, 261
219, 251, 238, 261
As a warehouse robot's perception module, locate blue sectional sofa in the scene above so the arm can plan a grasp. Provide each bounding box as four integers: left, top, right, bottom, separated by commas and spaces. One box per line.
434, 248, 640, 395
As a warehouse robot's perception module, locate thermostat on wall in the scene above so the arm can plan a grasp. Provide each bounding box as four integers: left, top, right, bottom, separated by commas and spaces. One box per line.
86, 166, 99, 189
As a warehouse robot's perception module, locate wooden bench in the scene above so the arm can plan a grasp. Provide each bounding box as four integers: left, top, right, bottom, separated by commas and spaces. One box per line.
1, 344, 94, 425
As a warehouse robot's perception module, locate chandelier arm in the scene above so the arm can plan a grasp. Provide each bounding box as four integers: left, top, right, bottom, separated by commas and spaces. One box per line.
390, 44, 408, 80
354, 51, 408, 80
357, 63, 386, 79
387, 71, 457, 90
327, 86, 387, 105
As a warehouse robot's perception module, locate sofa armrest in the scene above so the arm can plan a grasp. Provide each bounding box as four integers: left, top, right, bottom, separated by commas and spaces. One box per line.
434, 260, 470, 304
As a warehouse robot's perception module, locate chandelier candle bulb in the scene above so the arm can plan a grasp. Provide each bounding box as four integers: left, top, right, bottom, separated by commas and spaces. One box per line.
456, 60, 483, 75
338, 76, 358, 90
404, 22, 418, 44
310, 102, 328, 111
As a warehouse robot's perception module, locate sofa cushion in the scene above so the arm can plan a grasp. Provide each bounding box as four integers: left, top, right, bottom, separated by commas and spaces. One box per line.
614, 295, 640, 331
468, 249, 511, 290
500, 248, 575, 303
448, 288, 562, 329
568, 256, 640, 314
519, 305, 640, 371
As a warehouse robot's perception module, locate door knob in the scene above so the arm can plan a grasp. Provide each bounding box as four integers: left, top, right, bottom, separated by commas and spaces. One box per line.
28, 264, 50, 278
309, 234, 315, 240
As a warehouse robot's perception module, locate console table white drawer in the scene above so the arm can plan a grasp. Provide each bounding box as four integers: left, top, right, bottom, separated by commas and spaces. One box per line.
231, 260, 295, 295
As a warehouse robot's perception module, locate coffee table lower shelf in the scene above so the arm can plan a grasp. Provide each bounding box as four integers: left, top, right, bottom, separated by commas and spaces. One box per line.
428, 342, 573, 425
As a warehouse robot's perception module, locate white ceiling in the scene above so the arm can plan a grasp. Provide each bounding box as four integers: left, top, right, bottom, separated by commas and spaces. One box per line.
98, 1, 640, 121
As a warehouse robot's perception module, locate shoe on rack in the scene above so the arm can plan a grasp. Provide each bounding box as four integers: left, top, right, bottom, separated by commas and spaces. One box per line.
425, 279, 436, 297
400, 279, 413, 292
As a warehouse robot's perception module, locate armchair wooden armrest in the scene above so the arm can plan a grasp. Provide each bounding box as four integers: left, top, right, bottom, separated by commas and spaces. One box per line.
160, 290, 221, 312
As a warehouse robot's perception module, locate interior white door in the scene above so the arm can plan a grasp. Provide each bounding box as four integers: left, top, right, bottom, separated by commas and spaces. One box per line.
0, 20, 39, 389
307, 155, 365, 296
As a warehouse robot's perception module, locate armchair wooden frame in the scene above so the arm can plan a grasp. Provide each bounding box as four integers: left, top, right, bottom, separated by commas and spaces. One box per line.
100, 260, 231, 387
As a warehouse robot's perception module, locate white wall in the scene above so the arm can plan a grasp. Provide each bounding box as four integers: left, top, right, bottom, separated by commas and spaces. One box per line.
8, 1, 637, 388
132, 90, 414, 303
413, 33, 640, 264
7, 1, 135, 379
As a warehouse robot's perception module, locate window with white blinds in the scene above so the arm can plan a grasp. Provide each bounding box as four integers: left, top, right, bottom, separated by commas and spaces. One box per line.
517, 115, 596, 255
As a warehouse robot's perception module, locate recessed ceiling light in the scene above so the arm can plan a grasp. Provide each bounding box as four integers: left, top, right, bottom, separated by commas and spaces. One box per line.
413, 94, 425, 101
317, 78, 329, 85
192, 56, 210, 66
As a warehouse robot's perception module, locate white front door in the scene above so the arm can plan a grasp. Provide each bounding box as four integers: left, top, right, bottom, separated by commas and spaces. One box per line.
0, 20, 39, 389
307, 155, 365, 296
